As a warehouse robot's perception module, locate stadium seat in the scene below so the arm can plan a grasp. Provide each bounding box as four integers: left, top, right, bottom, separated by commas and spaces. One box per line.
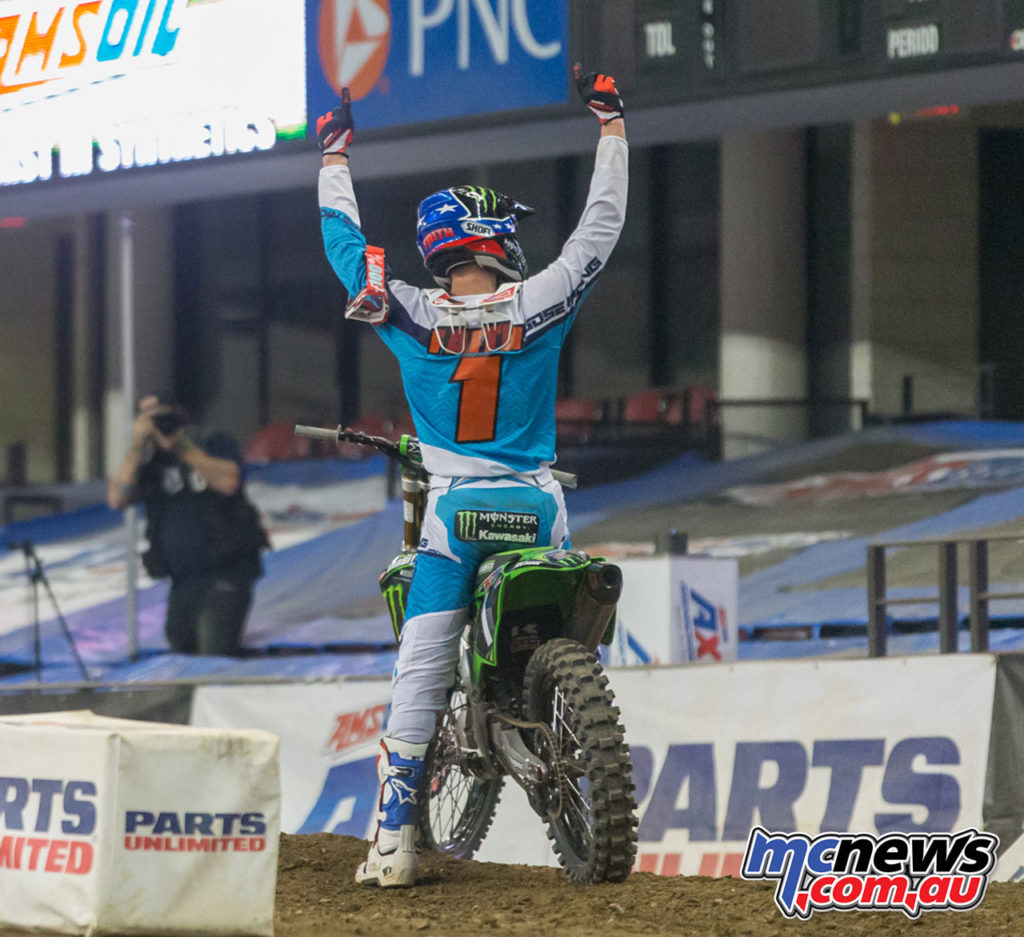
684, 384, 718, 427
390, 410, 418, 438
245, 422, 313, 463
555, 397, 600, 445
622, 389, 678, 424
348, 413, 394, 437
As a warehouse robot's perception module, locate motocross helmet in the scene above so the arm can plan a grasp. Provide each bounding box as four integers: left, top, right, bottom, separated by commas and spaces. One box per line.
416, 185, 535, 288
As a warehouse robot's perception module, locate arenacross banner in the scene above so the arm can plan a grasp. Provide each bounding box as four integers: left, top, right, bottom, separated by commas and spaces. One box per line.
190, 654, 1002, 877
304, 0, 569, 131
0, 0, 307, 187
603, 556, 739, 667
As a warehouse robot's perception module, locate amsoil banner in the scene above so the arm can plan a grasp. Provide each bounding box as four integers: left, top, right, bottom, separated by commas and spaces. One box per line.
305, 0, 569, 132
726, 450, 1024, 506
1, 0, 307, 187
191, 654, 998, 877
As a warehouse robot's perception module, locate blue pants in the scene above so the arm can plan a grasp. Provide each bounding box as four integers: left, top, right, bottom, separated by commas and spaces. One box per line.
387, 473, 569, 743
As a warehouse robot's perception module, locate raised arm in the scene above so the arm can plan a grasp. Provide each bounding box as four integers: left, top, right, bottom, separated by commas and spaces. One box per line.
526, 67, 628, 304
174, 436, 241, 496
317, 88, 369, 298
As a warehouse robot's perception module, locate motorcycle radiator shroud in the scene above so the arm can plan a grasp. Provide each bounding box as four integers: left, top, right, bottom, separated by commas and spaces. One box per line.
378, 547, 621, 677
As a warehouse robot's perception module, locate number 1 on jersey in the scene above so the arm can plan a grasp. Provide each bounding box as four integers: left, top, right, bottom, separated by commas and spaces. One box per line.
451, 356, 501, 442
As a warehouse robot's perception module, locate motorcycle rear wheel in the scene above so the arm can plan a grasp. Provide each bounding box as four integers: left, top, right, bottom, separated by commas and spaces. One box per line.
419, 682, 504, 860
522, 637, 638, 883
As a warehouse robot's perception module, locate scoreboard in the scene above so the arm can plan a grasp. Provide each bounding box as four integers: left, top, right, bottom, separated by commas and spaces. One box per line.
587, 1, 1024, 105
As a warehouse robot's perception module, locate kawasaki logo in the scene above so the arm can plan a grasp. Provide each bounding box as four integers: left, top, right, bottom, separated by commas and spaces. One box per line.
455, 510, 539, 544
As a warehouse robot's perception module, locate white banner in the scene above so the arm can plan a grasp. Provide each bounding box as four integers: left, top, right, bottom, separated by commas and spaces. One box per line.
994, 829, 1024, 882
190, 653, 996, 880
612, 654, 996, 876
0, 710, 280, 935
191, 681, 392, 837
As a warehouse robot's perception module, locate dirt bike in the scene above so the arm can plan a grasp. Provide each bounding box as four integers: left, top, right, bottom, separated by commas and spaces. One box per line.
294, 424, 639, 883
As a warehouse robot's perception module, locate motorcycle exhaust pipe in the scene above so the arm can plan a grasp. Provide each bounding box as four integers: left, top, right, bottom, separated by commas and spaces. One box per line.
568, 562, 622, 652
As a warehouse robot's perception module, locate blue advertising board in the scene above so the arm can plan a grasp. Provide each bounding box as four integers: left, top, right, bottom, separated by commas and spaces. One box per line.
305, 0, 569, 132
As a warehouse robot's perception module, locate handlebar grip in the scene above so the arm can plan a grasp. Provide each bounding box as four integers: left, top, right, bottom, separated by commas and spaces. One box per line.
551, 469, 578, 490
294, 424, 342, 440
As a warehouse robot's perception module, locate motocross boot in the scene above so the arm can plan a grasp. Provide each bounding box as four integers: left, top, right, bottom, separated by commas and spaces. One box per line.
355, 736, 427, 887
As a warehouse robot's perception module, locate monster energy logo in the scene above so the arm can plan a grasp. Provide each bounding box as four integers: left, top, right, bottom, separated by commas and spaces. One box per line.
460, 185, 499, 214
455, 510, 539, 544
383, 584, 406, 634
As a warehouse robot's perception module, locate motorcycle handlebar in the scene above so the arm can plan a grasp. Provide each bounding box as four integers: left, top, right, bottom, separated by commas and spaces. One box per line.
292, 424, 578, 489
294, 424, 419, 472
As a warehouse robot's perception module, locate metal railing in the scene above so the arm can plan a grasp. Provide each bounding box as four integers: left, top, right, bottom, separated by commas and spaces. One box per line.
867, 532, 1024, 657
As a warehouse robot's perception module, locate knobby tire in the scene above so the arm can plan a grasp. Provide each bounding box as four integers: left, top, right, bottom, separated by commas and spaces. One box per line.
522, 637, 638, 883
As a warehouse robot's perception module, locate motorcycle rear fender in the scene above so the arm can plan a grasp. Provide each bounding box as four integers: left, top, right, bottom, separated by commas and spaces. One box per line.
379, 547, 623, 670
470, 547, 621, 682
377, 549, 579, 642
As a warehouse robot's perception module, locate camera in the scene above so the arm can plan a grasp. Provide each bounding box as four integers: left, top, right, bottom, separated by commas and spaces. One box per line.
152, 410, 186, 437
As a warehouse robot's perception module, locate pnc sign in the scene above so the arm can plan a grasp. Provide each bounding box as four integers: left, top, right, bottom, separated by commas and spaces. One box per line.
306, 0, 568, 131
318, 0, 391, 101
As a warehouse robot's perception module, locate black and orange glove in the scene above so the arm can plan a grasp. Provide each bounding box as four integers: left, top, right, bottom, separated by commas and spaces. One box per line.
317, 86, 354, 156
574, 64, 623, 123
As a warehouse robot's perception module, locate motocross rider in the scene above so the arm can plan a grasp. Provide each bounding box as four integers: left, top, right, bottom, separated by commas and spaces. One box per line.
316, 66, 628, 887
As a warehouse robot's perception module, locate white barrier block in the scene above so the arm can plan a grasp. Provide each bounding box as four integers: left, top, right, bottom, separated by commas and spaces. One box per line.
603, 555, 739, 666
0, 710, 280, 936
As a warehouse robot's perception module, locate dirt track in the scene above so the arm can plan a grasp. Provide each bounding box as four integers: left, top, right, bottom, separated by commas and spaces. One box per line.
275, 834, 1024, 937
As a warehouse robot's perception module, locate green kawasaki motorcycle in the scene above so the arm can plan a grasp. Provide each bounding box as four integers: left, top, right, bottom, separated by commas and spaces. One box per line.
295, 425, 638, 883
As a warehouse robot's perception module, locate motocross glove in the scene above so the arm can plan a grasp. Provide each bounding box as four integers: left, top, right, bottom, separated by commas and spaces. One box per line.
317, 87, 354, 156
574, 64, 624, 124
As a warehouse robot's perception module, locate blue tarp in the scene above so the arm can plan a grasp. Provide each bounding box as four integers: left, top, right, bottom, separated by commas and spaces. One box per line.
5, 420, 1024, 683
739, 482, 1024, 629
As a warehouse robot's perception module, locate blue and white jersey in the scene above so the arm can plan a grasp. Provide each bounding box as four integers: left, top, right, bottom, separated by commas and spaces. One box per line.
319, 135, 628, 478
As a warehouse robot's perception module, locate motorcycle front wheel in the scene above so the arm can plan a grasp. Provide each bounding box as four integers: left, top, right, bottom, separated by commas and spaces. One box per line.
522, 637, 638, 883
418, 681, 504, 860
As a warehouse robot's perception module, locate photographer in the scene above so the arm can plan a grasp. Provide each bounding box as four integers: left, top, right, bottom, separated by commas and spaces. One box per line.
108, 394, 269, 656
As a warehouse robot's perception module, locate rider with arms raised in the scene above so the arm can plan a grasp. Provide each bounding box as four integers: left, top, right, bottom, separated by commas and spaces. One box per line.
316, 67, 628, 887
